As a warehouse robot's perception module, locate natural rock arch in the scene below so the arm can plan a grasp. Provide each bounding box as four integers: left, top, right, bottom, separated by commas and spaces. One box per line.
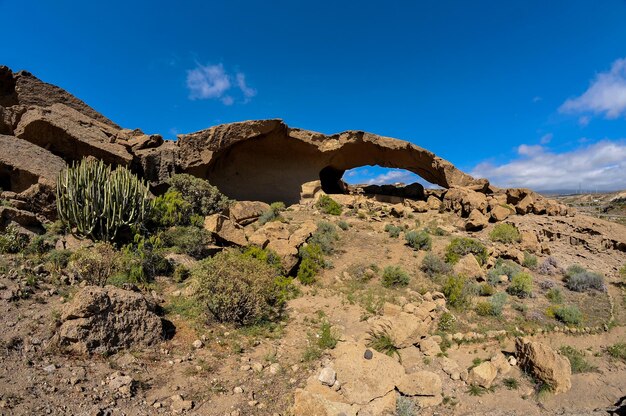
176, 119, 486, 204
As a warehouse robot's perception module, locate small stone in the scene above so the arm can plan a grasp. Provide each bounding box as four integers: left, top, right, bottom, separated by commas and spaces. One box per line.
233, 386, 244, 394
332, 380, 341, 391
318, 367, 337, 386
508, 357, 517, 366
43, 364, 57, 373
170, 394, 194, 414
192, 339, 204, 349
364, 349, 373, 360
268, 363, 281, 374
240, 365, 251, 371
251, 362, 264, 372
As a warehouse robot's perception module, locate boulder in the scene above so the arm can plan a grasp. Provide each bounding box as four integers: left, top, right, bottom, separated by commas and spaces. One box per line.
519, 230, 541, 253
465, 209, 488, 231
443, 187, 488, 216
515, 337, 571, 394
0, 206, 44, 233
14, 104, 132, 166
331, 342, 405, 405
419, 337, 442, 356
0, 134, 67, 193
292, 388, 356, 416
396, 371, 442, 397
426, 195, 442, 210
370, 311, 431, 349
490, 352, 511, 375
203, 214, 247, 246
55, 286, 164, 355
490, 205, 512, 222
468, 362, 498, 388
516, 195, 534, 215
440, 357, 461, 380
227, 200, 270, 225
453, 254, 485, 280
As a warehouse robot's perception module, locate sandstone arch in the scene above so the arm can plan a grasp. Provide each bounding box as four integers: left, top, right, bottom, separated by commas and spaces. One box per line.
176, 119, 486, 204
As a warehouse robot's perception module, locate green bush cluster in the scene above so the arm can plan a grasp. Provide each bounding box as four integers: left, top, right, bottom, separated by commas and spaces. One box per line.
169, 173, 231, 217
549, 304, 583, 325
420, 252, 452, 278
564, 265, 605, 292
381, 265, 410, 287
522, 252, 538, 269
297, 244, 325, 285
308, 221, 339, 255
546, 287, 563, 303
507, 272, 533, 298
337, 220, 350, 231
192, 250, 287, 325
443, 275, 472, 308
489, 223, 521, 244
258, 202, 286, 225
159, 226, 213, 259
56, 159, 151, 242
0, 224, 30, 254
405, 230, 432, 251
475, 292, 507, 316
487, 259, 522, 285
445, 237, 488, 265
437, 311, 457, 332
384, 224, 402, 238
316, 195, 342, 215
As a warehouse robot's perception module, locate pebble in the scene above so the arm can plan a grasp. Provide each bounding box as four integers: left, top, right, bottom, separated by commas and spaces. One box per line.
233, 386, 244, 394
318, 367, 336, 386
192, 339, 204, 349
364, 349, 373, 360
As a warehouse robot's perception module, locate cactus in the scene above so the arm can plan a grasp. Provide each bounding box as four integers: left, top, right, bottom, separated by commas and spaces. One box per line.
56, 159, 151, 242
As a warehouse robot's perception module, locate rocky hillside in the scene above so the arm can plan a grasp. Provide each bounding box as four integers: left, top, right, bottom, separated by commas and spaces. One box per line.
0, 66, 625, 416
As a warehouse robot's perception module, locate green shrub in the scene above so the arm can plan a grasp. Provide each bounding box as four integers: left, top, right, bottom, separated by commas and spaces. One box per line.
381, 265, 410, 287
45, 249, 72, 275
243, 246, 283, 272
384, 224, 402, 238
405, 230, 432, 251
169, 173, 230, 216
0, 224, 29, 254
523, 251, 538, 269
443, 275, 472, 308
487, 258, 522, 285
151, 190, 193, 227
620, 264, 626, 280
507, 272, 533, 298
366, 325, 399, 359
159, 226, 213, 259
564, 265, 606, 292
438, 312, 457, 332
445, 237, 488, 265
258, 202, 286, 225
489, 223, 521, 244
475, 292, 507, 316
479, 283, 495, 296
503, 378, 519, 390
173, 264, 190, 282
316, 195, 342, 215
56, 159, 150, 242
297, 243, 325, 285
546, 288, 563, 303
120, 235, 171, 282
552, 304, 583, 325
337, 220, 350, 231
192, 250, 285, 325
559, 346, 597, 373
68, 242, 120, 286
309, 221, 339, 255
607, 342, 626, 361
421, 252, 452, 278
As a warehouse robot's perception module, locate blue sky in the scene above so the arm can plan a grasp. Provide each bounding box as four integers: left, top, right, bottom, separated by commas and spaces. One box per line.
2, 0, 626, 191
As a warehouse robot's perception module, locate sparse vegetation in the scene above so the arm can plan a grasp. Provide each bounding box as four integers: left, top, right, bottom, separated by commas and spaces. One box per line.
0, 224, 29, 254
537, 256, 559, 275
308, 221, 339, 255
316, 195, 342, 215
475, 292, 507, 316
438, 312, 457, 332
159, 226, 213, 259
489, 223, 521, 244
381, 265, 410, 287
559, 346, 597, 373
546, 287, 563, 303
192, 250, 287, 325
367, 325, 399, 360
564, 265, 606, 292
507, 272, 533, 298
345, 263, 379, 282
607, 342, 626, 361
337, 220, 350, 230
503, 377, 519, 390
421, 252, 452, 278
384, 224, 402, 238
445, 237, 488, 265
405, 230, 432, 251
258, 202, 286, 225
487, 258, 521, 285
68, 242, 120, 286
396, 396, 418, 416
523, 251, 538, 269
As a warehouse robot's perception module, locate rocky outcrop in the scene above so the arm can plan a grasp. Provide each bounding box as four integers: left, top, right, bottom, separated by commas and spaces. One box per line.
55, 285, 164, 355
515, 337, 572, 394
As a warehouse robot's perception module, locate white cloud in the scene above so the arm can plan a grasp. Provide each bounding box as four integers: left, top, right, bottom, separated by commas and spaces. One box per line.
559, 57, 626, 119
539, 133, 553, 144
578, 115, 590, 127
532, 96, 542, 103
471, 140, 626, 191
236, 73, 257, 99
363, 169, 421, 185
186, 63, 256, 104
